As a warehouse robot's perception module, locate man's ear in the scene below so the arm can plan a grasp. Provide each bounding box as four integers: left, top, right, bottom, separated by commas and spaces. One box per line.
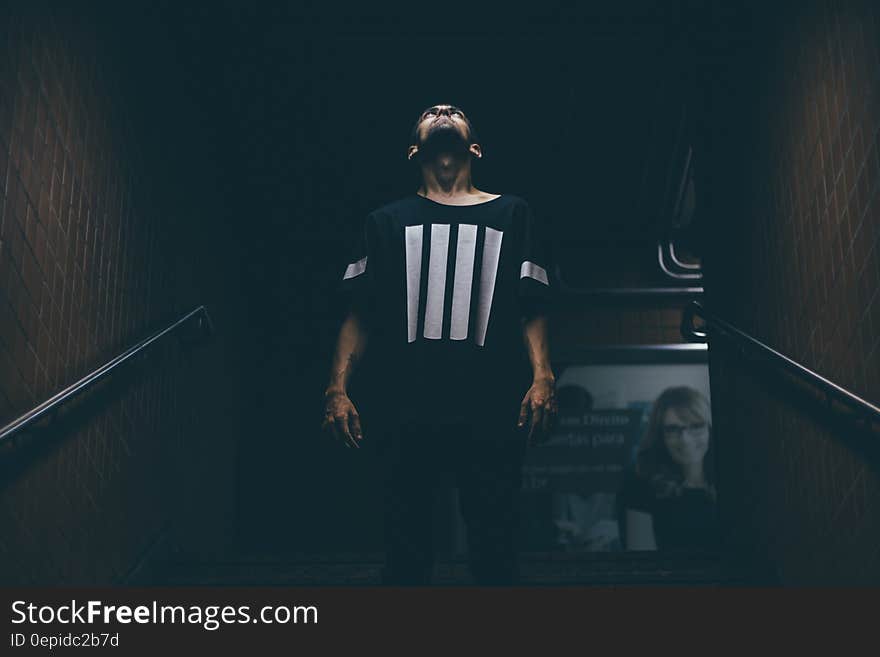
469, 143, 482, 159
407, 145, 419, 161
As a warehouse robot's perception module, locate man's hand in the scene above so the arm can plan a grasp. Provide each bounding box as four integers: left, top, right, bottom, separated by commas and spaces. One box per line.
322, 389, 363, 448
517, 375, 558, 447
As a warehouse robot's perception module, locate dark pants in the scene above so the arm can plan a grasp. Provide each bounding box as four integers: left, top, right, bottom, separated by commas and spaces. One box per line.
375, 419, 528, 586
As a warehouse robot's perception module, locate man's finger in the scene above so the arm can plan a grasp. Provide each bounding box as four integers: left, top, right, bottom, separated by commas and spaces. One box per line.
339, 413, 360, 449
334, 414, 355, 448
322, 419, 336, 443
324, 414, 340, 442
517, 399, 530, 429
350, 411, 364, 442
528, 404, 543, 445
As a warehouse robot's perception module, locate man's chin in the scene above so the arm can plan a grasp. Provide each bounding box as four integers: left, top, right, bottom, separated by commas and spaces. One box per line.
420, 127, 469, 157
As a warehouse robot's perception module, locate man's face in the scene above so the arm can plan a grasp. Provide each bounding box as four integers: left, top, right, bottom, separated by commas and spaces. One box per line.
408, 105, 480, 161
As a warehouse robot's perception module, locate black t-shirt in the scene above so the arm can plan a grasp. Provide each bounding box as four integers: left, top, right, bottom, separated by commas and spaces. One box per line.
337, 193, 554, 427
618, 471, 720, 552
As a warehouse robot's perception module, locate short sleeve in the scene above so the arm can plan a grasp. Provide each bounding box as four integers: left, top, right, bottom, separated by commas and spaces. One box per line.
337, 213, 374, 315
516, 201, 554, 315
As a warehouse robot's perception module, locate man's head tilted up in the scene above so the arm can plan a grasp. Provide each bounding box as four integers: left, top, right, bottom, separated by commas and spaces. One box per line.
406, 104, 491, 203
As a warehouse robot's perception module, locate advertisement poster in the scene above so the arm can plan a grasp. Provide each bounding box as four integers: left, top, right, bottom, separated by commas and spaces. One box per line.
448, 345, 719, 554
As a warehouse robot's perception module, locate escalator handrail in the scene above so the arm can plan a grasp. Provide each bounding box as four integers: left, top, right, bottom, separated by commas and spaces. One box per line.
0, 305, 214, 445
682, 300, 880, 428
553, 263, 704, 297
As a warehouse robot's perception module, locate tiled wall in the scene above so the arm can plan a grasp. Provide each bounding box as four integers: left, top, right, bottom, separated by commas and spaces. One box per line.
0, 6, 236, 584
700, 0, 880, 583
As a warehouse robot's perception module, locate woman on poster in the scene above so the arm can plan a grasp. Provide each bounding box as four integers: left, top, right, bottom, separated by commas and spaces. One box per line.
618, 386, 720, 552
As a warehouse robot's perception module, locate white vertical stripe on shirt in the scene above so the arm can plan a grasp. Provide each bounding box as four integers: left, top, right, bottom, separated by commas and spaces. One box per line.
405, 225, 423, 343
450, 224, 477, 340
474, 226, 503, 347
423, 224, 450, 339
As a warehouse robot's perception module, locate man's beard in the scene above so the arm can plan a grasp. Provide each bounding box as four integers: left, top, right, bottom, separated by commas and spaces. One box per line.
418, 122, 469, 159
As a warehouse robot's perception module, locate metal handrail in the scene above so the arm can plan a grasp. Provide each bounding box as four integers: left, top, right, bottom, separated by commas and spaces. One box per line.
553, 263, 704, 298
682, 300, 880, 429
0, 305, 214, 445
658, 242, 703, 280
668, 241, 702, 271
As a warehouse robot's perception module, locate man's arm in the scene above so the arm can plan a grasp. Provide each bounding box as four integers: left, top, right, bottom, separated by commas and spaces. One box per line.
521, 313, 553, 381
322, 306, 369, 448
517, 308, 557, 445
513, 199, 556, 443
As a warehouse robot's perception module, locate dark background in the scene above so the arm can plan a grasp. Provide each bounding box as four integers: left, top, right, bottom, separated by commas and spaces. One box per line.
118, 1, 722, 553
132, 1, 729, 554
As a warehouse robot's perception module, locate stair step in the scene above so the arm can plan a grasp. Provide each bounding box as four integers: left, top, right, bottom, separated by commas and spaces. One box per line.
156, 552, 750, 586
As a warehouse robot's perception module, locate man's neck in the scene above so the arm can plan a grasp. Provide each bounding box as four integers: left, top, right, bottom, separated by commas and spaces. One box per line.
419, 152, 475, 199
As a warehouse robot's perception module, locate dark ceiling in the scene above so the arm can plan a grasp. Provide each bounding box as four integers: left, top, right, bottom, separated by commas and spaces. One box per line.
164, 1, 705, 239
117, 0, 722, 299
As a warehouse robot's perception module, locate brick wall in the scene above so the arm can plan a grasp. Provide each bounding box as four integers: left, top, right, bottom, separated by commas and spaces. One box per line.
0, 5, 239, 584
552, 242, 700, 349
553, 301, 691, 348
699, 0, 880, 583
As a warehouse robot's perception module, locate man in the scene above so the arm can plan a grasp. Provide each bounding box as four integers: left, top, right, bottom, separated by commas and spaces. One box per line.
322, 103, 557, 585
